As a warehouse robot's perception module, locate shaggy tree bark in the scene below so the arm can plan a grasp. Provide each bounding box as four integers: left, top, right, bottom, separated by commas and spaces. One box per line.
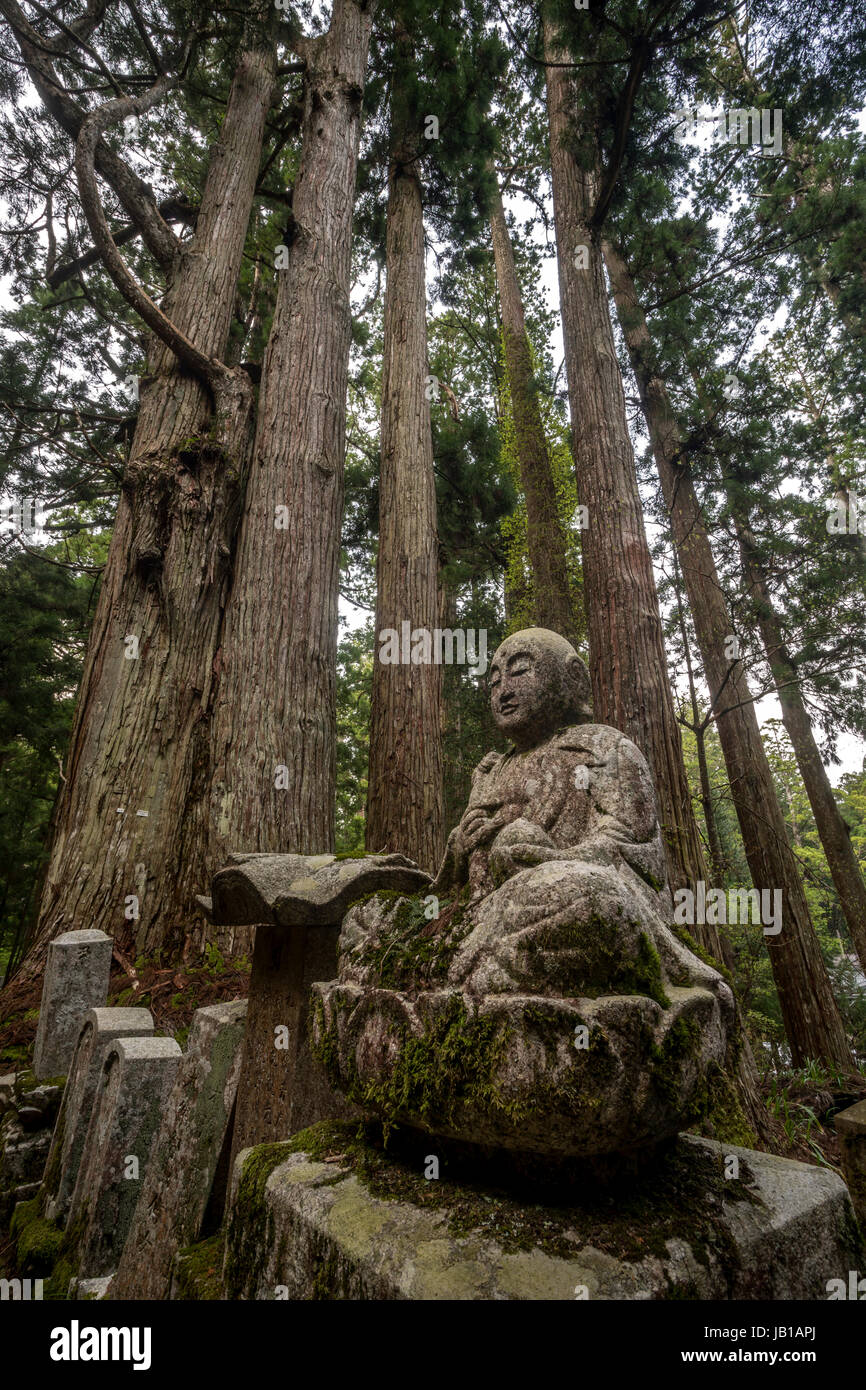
490, 177, 579, 645
543, 15, 707, 899
212, 0, 377, 857
603, 236, 852, 1069
364, 43, 443, 873
17, 16, 276, 970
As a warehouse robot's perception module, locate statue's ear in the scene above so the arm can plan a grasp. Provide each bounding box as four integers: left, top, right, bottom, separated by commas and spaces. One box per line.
567, 653, 593, 716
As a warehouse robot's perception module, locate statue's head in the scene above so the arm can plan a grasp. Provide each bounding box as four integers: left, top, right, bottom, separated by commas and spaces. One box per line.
489, 628, 593, 750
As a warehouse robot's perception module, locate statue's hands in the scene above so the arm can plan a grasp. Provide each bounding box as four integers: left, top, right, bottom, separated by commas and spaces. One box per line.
458, 806, 507, 854
489, 832, 619, 881
488, 841, 554, 882
506, 842, 558, 867
429, 809, 504, 895
573, 837, 619, 868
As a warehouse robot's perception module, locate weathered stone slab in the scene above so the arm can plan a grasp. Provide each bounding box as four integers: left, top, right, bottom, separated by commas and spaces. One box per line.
33, 930, 113, 1079
110, 1000, 247, 1300
43, 1007, 154, 1225
69, 1035, 181, 1279
223, 1125, 863, 1300
204, 854, 427, 1162
835, 1099, 866, 1233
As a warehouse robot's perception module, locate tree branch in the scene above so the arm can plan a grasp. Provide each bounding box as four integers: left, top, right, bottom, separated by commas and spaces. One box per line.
590, 36, 650, 231
74, 65, 228, 392
47, 196, 198, 288
0, 0, 181, 270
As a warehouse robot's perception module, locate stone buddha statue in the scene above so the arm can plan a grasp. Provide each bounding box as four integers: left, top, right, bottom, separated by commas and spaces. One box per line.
312, 628, 735, 1163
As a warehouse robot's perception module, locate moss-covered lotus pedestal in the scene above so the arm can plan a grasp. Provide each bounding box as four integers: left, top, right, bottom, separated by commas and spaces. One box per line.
223, 1120, 862, 1301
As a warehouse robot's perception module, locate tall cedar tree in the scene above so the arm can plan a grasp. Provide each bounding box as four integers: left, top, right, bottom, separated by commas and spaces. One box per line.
490, 171, 580, 645
541, 3, 710, 903
696, 10, 866, 973
365, 22, 444, 872
604, 238, 852, 1068
364, 3, 504, 872
3, 1, 277, 971
211, 0, 377, 865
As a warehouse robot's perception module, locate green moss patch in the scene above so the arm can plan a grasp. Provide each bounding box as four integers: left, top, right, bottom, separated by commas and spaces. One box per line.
11, 1198, 64, 1278
525, 915, 670, 1006
314, 993, 513, 1136
173, 1234, 225, 1300
223, 1142, 296, 1296
345, 889, 473, 991
670, 925, 732, 986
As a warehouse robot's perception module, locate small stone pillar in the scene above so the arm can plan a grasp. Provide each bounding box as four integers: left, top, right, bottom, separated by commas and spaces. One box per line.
69, 1035, 181, 1279
834, 1099, 866, 1233
33, 930, 112, 1080
201, 853, 428, 1174
43, 1006, 155, 1225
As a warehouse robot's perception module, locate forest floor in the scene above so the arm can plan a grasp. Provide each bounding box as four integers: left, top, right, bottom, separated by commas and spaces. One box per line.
0, 949, 252, 1069
1, 954, 865, 1175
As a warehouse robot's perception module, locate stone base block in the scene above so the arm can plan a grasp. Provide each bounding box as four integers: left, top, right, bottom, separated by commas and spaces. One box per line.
223, 1122, 863, 1300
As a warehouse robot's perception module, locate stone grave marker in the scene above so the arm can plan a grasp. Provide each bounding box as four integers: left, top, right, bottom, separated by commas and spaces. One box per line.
110, 999, 247, 1299
33, 930, 113, 1080
834, 1098, 866, 1232
43, 1006, 154, 1225
69, 1035, 181, 1279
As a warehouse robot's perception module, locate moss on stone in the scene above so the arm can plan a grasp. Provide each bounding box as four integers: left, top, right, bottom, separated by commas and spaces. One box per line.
223, 1141, 296, 1296
671, 925, 732, 986
11, 1197, 66, 1279
276, 1119, 763, 1280
10, 1196, 40, 1237
316, 993, 514, 1136
630, 933, 670, 1007
345, 890, 472, 991
173, 1234, 225, 1300
525, 915, 670, 1005
695, 1066, 757, 1150
650, 1014, 704, 1112
44, 1252, 77, 1300
16, 1214, 64, 1275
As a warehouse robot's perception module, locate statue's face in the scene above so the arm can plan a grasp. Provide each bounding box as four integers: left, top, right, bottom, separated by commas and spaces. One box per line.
489, 629, 591, 749
489, 643, 546, 748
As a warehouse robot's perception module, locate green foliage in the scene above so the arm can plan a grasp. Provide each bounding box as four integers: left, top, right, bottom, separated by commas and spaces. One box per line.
0, 549, 95, 973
